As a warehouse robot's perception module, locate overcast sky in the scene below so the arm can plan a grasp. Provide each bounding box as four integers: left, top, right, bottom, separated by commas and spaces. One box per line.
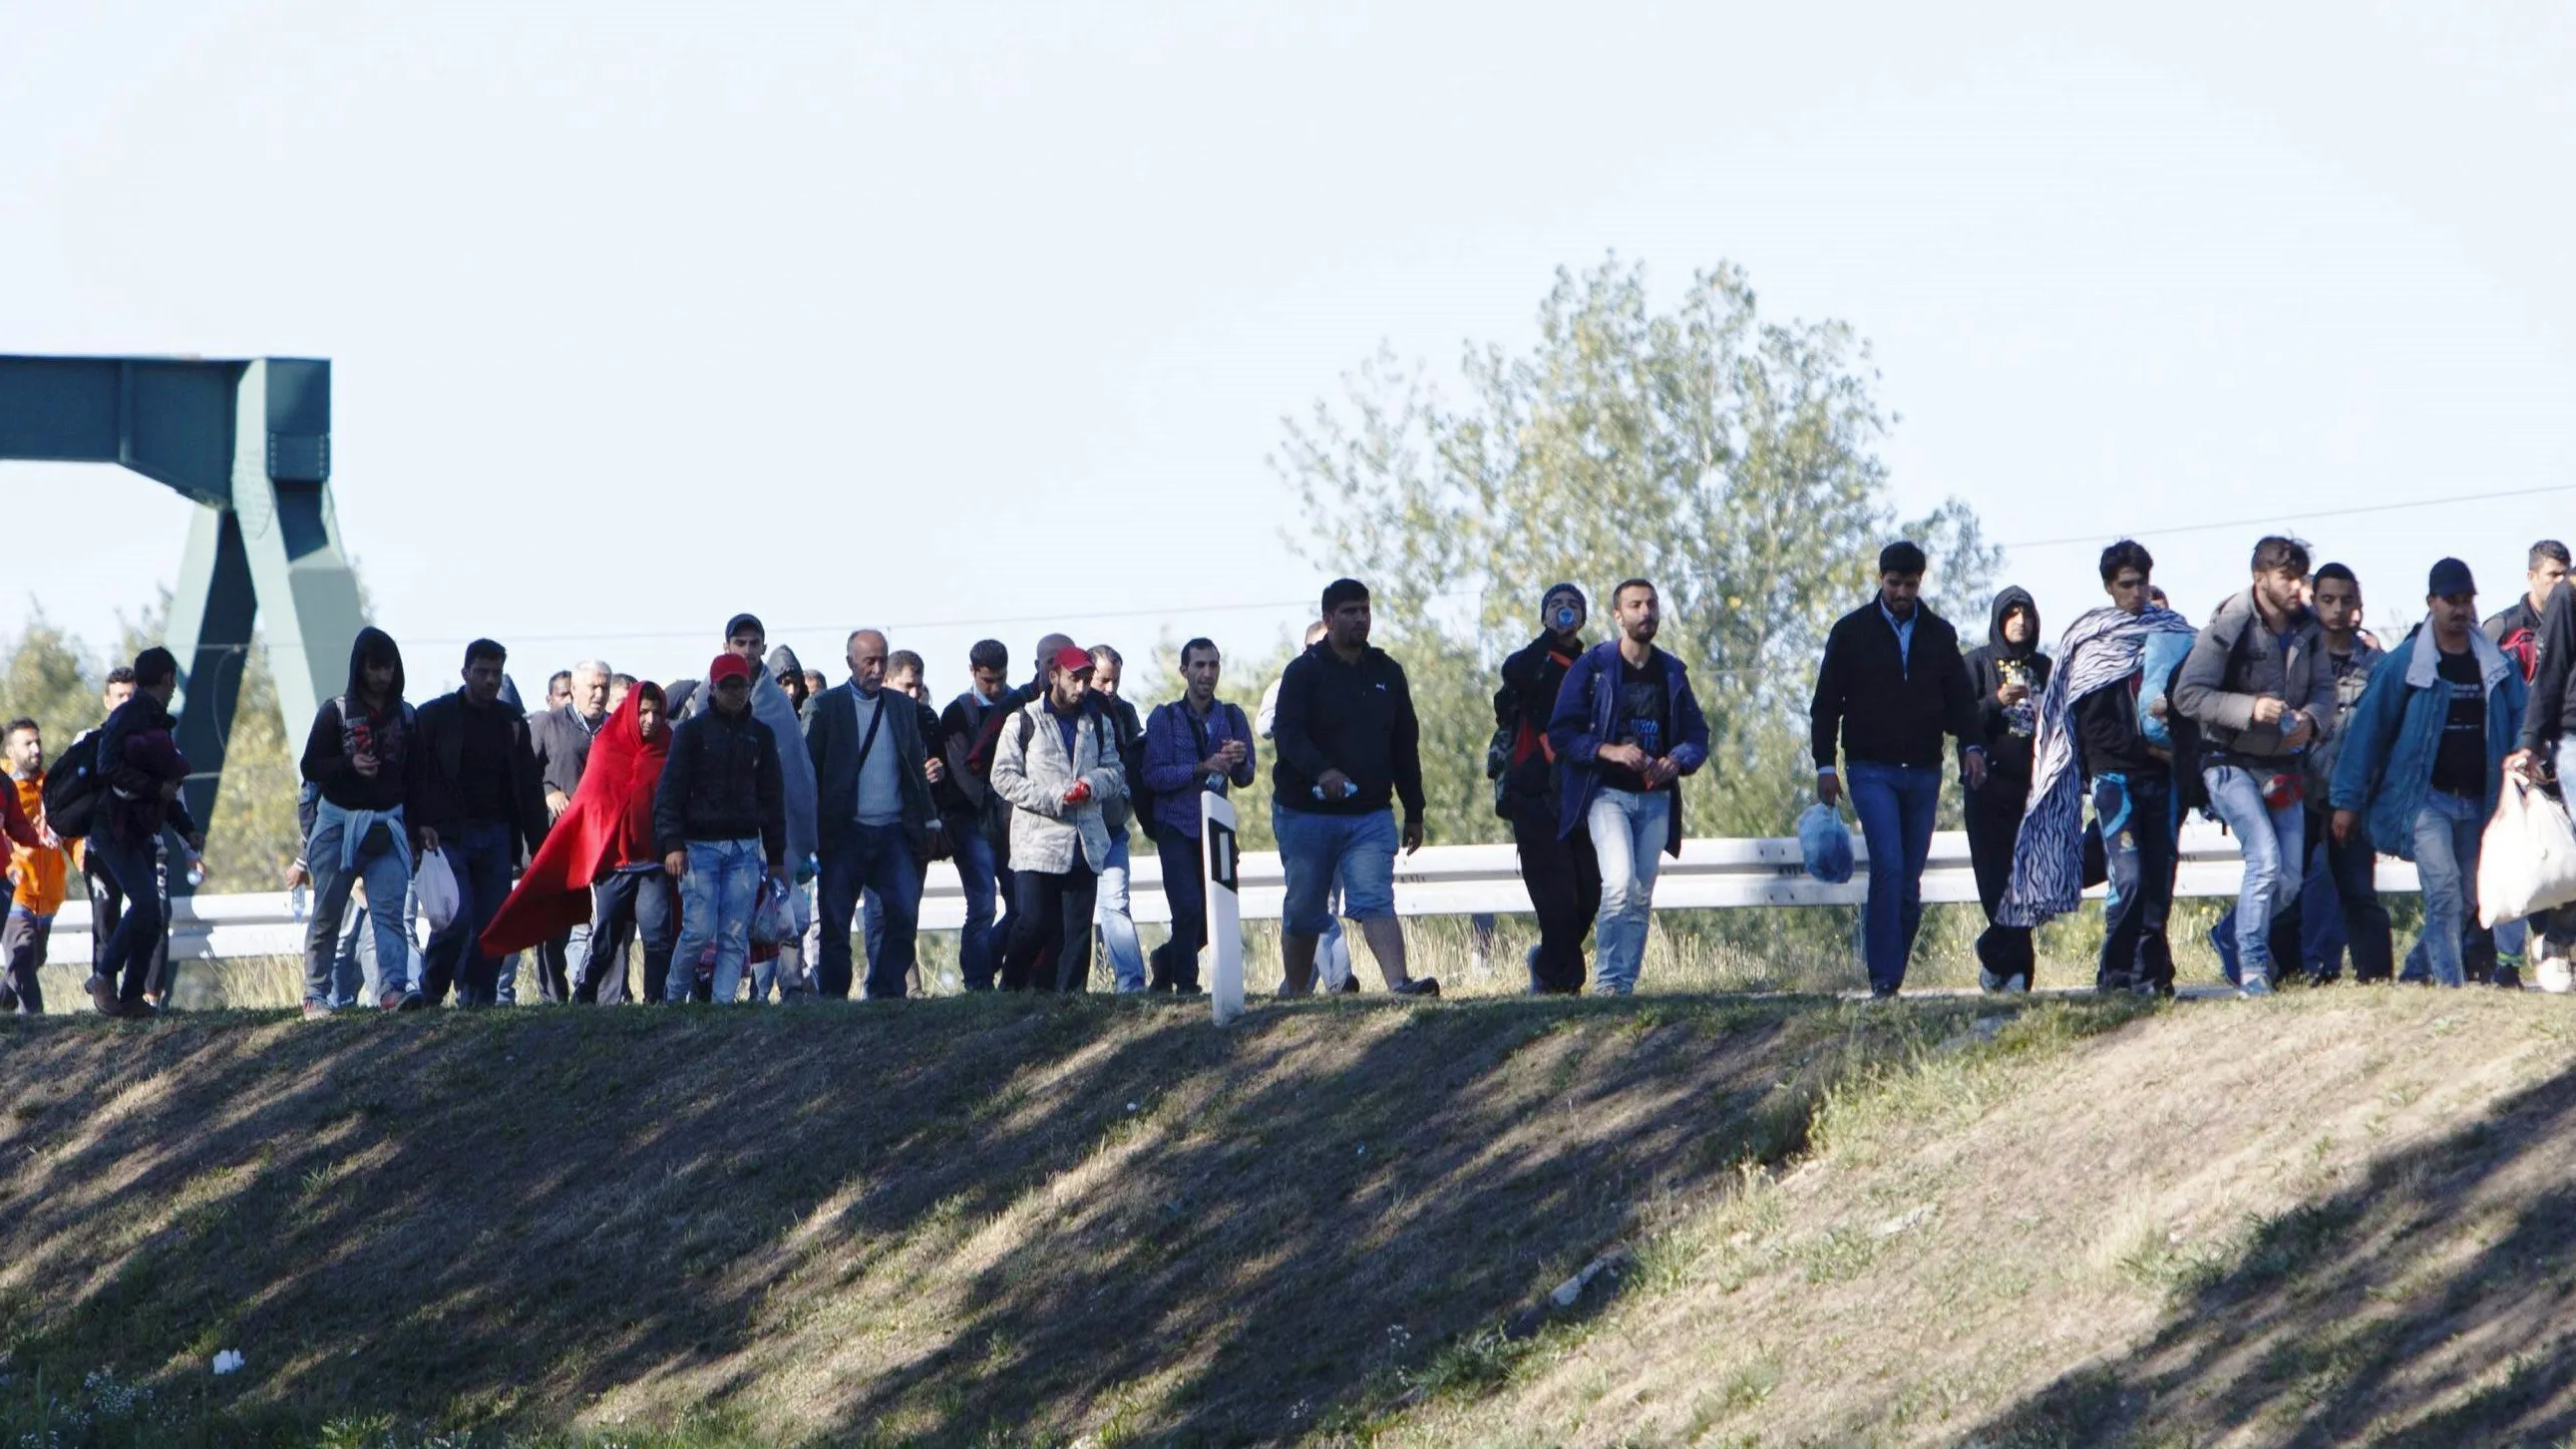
4, 2, 2570, 699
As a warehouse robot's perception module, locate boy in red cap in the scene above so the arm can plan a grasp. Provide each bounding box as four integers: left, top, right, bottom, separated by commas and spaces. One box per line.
654, 651, 787, 1002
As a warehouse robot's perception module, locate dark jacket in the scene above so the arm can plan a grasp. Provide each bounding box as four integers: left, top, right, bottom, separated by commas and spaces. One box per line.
94, 694, 199, 847
412, 690, 552, 860
1546, 640, 1711, 856
298, 626, 418, 816
1809, 598, 1981, 771
2484, 595, 2545, 648
1141, 695, 1258, 840
1962, 587, 2051, 788
2075, 679, 2160, 780
528, 704, 601, 800
655, 705, 787, 866
804, 681, 939, 854
2518, 579, 2576, 754
1270, 642, 1426, 820
1496, 631, 1585, 818
2171, 588, 2338, 767
938, 688, 1005, 816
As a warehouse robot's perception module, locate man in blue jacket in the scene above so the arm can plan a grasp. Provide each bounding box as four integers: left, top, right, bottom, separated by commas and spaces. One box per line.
2329, 558, 2526, 989
1546, 578, 1710, 995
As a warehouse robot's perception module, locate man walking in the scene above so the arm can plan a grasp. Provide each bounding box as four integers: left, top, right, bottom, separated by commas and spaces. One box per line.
657, 652, 788, 1002
527, 657, 611, 1002
2004, 542, 2195, 994
1087, 644, 1151, 992
1497, 584, 1600, 993
86, 648, 203, 1017
2332, 559, 2524, 989
806, 628, 941, 999
2173, 537, 2338, 996
2, 719, 68, 1013
1547, 579, 1710, 995
415, 639, 552, 1006
2305, 564, 2394, 983
296, 627, 422, 1015
990, 645, 1129, 991
2483, 540, 2568, 679
1810, 543, 1988, 997
1270, 579, 1438, 997
939, 639, 1015, 990
1141, 638, 1257, 993
1963, 587, 2050, 992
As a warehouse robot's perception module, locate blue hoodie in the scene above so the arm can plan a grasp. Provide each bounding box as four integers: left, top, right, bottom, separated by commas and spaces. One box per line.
1545, 639, 1711, 856
2329, 624, 2524, 860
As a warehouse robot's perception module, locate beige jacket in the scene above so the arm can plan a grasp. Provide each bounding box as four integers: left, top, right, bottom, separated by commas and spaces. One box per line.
990, 698, 1128, 876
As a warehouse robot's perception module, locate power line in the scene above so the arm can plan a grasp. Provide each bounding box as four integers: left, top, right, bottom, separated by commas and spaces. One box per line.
1996, 483, 2576, 552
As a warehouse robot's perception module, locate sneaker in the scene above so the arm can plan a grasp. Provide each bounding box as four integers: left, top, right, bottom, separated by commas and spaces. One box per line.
302, 1000, 333, 1020
2494, 964, 2525, 991
396, 992, 428, 1012
2239, 976, 2275, 998
1870, 984, 1900, 1001
1335, 974, 1360, 994
2008, 973, 2031, 994
88, 974, 118, 1016
1979, 967, 2007, 994
379, 989, 406, 1011
1391, 977, 1441, 998
2538, 957, 2574, 994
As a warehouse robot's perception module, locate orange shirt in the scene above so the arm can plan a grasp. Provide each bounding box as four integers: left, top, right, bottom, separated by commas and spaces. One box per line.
8, 773, 68, 917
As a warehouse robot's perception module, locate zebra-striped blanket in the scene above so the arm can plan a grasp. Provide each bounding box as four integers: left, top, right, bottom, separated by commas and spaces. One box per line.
1999, 603, 2196, 927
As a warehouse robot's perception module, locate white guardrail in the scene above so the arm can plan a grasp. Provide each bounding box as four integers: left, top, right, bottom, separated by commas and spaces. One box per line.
40, 823, 2420, 967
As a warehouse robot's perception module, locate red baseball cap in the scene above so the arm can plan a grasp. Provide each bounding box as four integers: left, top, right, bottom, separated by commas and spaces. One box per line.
709, 653, 755, 686
1051, 645, 1097, 676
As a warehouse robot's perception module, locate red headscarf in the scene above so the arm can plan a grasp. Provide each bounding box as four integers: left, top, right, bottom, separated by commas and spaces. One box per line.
482, 685, 670, 956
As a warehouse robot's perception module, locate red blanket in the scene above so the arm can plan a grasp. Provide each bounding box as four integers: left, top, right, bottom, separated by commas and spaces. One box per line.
482, 689, 668, 956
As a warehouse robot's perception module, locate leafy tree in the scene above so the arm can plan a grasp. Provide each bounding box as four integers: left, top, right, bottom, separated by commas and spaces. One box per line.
1276, 254, 1999, 851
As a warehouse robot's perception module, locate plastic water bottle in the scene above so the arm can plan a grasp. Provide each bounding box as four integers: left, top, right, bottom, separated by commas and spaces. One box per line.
185, 855, 207, 890
289, 882, 309, 920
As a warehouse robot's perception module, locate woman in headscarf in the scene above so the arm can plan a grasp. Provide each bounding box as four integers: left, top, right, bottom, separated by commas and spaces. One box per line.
1964, 587, 2050, 991
483, 683, 673, 1003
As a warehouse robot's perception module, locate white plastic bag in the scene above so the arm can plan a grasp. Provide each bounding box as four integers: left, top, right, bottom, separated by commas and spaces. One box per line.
415, 848, 462, 933
2477, 776, 2576, 926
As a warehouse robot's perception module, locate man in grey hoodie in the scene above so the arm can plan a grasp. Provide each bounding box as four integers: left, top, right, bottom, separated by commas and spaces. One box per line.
2172, 536, 2338, 996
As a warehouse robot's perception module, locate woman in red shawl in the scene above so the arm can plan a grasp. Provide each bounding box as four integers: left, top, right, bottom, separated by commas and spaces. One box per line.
483, 683, 673, 1004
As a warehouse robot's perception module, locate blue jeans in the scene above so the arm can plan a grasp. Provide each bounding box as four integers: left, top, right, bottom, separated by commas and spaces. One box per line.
423, 821, 516, 1005
1846, 761, 1941, 993
303, 811, 413, 1008
1586, 788, 1670, 995
818, 824, 920, 999
2202, 765, 2305, 986
671, 839, 762, 1002
1273, 806, 1399, 938
2406, 792, 2483, 988
950, 824, 1010, 990
1096, 835, 1148, 992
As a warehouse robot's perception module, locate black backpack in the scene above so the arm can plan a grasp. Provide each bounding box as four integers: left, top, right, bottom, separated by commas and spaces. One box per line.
42, 730, 106, 842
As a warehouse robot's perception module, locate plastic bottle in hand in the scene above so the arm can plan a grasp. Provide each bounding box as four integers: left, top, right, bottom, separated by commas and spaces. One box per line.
185, 855, 207, 890
289, 881, 309, 920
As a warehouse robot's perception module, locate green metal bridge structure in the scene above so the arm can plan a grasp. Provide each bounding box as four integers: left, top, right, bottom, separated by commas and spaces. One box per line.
0, 355, 363, 858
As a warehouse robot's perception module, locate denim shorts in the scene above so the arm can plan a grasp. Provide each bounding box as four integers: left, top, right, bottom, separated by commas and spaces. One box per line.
1273, 805, 1398, 936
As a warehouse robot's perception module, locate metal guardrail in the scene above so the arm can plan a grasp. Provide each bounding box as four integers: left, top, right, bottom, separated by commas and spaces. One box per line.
44, 823, 2421, 965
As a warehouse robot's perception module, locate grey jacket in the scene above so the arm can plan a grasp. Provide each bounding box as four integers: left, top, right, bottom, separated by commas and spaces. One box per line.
2172, 588, 2340, 766
2305, 633, 2386, 798
990, 698, 1128, 876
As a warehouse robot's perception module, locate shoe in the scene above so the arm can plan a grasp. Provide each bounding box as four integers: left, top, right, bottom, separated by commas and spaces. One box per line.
88, 974, 118, 1016
1526, 943, 1544, 994
396, 992, 428, 1012
2494, 964, 2525, 991
2538, 957, 2573, 994
380, 989, 405, 1011
1979, 967, 2006, 993
1391, 977, 1441, 998
1335, 974, 1360, 994
2239, 976, 2275, 998
2008, 973, 2030, 994
302, 1000, 333, 1020
1870, 984, 1899, 1001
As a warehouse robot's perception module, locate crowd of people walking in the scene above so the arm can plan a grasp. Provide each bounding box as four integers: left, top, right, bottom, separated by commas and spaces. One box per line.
7, 536, 2574, 1019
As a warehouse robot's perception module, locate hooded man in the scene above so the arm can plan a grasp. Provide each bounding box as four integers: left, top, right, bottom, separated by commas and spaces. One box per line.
2332, 559, 2525, 990
296, 627, 422, 1015
1963, 587, 2052, 991
768, 645, 811, 716
87, 647, 203, 1017
486, 683, 673, 1004
1497, 582, 1601, 993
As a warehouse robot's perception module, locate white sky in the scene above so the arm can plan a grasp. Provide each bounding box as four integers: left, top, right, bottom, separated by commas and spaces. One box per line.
3, 2, 2570, 698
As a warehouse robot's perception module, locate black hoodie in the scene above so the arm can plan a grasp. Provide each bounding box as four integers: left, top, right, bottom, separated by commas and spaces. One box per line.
299, 626, 417, 814
1962, 587, 2051, 786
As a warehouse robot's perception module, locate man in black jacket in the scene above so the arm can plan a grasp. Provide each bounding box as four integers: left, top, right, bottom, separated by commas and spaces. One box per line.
1963, 587, 2049, 992
805, 629, 940, 999
2075, 543, 2186, 994
86, 648, 203, 1017
414, 639, 552, 1006
1271, 578, 1438, 998
938, 639, 1015, 990
1810, 542, 1988, 997
2484, 540, 2568, 681
1497, 582, 1600, 993
657, 652, 788, 1003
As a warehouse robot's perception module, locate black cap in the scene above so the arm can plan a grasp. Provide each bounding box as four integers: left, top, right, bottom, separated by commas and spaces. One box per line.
2427, 557, 2475, 597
